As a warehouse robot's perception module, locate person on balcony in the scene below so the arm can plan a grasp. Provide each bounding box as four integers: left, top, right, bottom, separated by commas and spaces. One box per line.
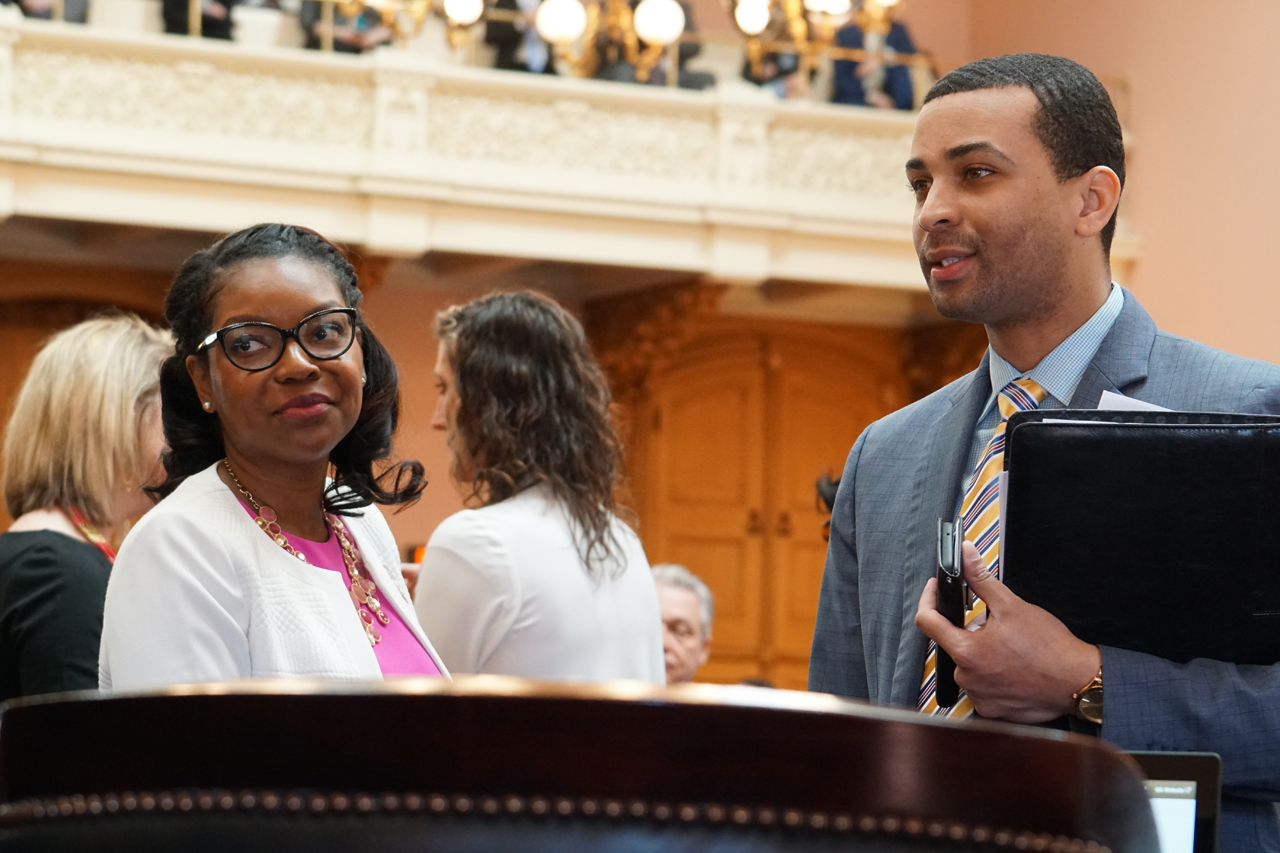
485, 0, 554, 74
99, 224, 447, 691
0, 0, 87, 23
414, 292, 664, 684
299, 0, 393, 53
0, 316, 170, 703
162, 0, 238, 40
831, 12, 916, 109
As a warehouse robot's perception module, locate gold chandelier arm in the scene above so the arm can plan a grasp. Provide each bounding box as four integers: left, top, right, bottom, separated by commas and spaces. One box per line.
633, 40, 663, 82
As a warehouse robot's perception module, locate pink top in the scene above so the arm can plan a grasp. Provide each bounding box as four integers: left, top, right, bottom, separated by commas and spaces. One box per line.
238, 500, 441, 677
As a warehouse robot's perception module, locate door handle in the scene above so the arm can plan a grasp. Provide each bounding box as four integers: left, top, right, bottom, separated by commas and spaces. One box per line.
747, 509, 765, 536
776, 511, 792, 537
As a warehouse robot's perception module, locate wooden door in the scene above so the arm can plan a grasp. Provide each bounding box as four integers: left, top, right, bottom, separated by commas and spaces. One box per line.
763, 338, 889, 689
647, 341, 768, 683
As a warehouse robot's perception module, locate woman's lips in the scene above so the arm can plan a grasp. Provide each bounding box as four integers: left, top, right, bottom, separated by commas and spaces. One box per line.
277, 394, 333, 419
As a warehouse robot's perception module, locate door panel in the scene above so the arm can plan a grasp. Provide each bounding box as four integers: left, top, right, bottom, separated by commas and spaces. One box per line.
650, 352, 766, 657
639, 329, 898, 687
769, 342, 887, 660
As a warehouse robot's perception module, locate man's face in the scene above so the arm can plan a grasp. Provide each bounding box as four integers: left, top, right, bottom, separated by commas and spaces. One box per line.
656, 583, 709, 684
906, 87, 1082, 328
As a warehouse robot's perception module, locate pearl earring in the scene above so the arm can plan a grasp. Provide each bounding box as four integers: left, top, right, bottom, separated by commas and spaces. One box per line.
362, 374, 367, 385
203, 401, 212, 411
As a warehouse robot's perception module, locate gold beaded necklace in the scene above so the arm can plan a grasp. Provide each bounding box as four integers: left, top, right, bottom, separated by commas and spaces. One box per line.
222, 458, 390, 646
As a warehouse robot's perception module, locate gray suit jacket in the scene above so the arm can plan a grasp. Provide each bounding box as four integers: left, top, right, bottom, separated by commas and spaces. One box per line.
810, 290, 1280, 852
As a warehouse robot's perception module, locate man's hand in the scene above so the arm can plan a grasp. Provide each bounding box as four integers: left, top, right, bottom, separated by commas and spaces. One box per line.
915, 541, 1101, 724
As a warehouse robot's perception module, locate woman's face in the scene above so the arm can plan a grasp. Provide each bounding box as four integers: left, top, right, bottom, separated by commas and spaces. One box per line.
431, 341, 468, 476
187, 256, 364, 472
112, 397, 166, 523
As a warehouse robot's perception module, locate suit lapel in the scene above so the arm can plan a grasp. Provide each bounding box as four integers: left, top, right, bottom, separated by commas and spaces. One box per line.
888, 352, 993, 706
1069, 288, 1156, 407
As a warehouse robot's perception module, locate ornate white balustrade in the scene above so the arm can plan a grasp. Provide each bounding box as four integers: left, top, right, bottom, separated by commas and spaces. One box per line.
0, 10, 1135, 306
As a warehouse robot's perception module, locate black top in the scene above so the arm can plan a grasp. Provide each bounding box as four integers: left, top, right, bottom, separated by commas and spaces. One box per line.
0, 531, 112, 703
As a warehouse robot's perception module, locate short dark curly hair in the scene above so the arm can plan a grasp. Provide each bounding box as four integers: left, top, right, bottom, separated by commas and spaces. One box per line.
924, 53, 1125, 258
435, 291, 628, 575
153, 223, 425, 514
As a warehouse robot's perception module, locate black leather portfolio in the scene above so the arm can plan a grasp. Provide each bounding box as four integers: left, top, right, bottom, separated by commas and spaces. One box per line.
1001, 410, 1280, 666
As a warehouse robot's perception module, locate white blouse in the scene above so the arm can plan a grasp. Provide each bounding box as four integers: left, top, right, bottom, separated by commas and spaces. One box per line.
100, 463, 448, 692
414, 485, 665, 684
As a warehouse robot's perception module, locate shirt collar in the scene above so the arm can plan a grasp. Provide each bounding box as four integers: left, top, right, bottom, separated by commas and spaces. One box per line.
986, 282, 1124, 408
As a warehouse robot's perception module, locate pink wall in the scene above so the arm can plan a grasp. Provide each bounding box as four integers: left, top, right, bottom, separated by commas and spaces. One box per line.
895, 0, 970, 74
360, 284, 465, 557
962, 0, 1280, 363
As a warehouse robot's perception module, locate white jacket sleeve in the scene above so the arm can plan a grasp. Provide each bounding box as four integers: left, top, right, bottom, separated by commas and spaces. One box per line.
99, 508, 251, 692
413, 511, 519, 675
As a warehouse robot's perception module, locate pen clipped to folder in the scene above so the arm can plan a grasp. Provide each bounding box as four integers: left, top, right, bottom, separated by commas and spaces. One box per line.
934, 517, 966, 708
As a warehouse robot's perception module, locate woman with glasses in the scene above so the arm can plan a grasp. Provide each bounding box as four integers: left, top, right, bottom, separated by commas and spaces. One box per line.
99, 224, 448, 691
0, 315, 170, 702
414, 292, 664, 683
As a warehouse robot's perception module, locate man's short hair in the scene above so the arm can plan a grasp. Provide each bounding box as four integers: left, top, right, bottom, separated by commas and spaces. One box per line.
924, 54, 1125, 259
652, 563, 714, 640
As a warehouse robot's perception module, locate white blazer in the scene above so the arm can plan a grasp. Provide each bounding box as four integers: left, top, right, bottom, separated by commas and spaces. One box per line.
99, 463, 449, 691
415, 484, 665, 684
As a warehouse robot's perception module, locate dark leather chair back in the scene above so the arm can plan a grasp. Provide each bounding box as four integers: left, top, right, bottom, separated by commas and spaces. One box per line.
0, 678, 1158, 852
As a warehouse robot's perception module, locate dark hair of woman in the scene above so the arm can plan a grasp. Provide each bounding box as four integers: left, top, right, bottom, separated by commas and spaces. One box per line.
154, 223, 425, 514
435, 291, 628, 574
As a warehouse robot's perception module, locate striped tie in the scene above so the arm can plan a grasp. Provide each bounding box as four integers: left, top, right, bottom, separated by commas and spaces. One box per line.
917, 376, 1047, 718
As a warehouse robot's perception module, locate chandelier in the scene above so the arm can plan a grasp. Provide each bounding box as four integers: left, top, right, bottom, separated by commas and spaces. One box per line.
316, 0, 687, 81
732, 0, 902, 79
298, 0, 908, 87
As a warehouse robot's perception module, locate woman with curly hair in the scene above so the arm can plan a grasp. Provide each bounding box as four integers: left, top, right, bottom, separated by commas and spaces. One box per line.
99, 224, 448, 691
414, 292, 663, 683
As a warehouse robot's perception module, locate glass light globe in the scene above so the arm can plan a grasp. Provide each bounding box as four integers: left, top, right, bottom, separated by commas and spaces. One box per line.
443, 0, 484, 25
632, 0, 685, 46
733, 0, 769, 35
535, 0, 588, 43
803, 0, 848, 14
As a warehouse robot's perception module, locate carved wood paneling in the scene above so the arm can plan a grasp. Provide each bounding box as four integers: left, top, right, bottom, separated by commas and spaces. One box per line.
903, 321, 989, 401
586, 280, 726, 400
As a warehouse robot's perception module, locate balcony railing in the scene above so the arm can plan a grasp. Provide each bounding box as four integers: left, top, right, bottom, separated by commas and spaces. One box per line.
0, 10, 1134, 296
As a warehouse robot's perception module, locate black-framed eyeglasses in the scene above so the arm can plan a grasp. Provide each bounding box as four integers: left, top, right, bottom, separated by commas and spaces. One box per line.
197, 308, 359, 372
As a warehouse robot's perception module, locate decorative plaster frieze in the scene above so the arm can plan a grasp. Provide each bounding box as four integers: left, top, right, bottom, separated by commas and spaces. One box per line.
769, 125, 913, 199
427, 93, 717, 182
12, 48, 372, 148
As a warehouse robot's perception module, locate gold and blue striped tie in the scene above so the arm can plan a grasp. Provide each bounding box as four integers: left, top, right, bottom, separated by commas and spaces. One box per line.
917, 376, 1048, 718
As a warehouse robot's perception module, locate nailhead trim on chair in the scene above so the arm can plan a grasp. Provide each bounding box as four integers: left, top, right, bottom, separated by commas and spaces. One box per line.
0, 790, 1110, 853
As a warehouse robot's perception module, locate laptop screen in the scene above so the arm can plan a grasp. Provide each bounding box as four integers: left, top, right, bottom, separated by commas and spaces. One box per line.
1128, 751, 1221, 853
1146, 780, 1198, 853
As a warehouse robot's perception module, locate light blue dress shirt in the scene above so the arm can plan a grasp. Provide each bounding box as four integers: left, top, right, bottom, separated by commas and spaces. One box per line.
957, 283, 1124, 502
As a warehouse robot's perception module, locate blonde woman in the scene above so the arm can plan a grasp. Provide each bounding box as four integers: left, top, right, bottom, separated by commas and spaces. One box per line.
0, 314, 171, 701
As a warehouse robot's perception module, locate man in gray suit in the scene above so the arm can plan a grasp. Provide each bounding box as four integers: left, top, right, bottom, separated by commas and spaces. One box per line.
810, 53, 1280, 851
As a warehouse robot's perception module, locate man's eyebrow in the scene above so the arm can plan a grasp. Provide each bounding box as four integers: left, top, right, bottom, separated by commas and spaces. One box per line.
945, 141, 1014, 164
905, 142, 1015, 173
